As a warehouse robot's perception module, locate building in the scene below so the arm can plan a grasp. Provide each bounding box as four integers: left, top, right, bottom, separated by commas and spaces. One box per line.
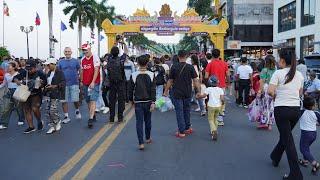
274, 0, 320, 59
218, 0, 274, 58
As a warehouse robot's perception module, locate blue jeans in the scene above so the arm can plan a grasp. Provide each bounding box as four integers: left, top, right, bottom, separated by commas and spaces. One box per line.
300, 130, 317, 162
135, 102, 152, 145
156, 85, 164, 100
173, 98, 191, 133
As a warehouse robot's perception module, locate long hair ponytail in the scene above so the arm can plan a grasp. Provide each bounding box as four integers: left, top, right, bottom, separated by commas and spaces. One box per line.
279, 48, 296, 84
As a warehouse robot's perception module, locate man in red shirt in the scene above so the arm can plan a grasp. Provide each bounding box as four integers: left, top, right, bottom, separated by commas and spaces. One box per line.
205, 49, 230, 126
80, 44, 101, 128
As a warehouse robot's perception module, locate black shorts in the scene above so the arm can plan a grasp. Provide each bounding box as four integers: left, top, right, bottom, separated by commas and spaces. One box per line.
22, 94, 42, 111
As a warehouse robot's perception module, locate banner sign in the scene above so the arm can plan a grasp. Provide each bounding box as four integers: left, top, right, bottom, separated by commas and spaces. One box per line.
140, 26, 191, 33
191, 32, 208, 36
123, 32, 140, 36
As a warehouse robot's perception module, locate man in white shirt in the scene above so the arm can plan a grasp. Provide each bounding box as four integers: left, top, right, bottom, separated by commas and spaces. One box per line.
296, 59, 307, 82
236, 57, 253, 108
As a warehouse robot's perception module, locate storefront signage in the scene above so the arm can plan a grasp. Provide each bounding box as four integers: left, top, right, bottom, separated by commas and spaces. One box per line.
227, 40, 241, 50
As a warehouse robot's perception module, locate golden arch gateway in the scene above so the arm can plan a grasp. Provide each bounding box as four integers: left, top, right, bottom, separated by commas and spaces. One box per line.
102, 4, 229, 57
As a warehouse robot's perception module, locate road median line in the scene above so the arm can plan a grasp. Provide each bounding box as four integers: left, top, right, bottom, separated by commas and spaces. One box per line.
71, 107, 135, 179
49, 104, 131, 180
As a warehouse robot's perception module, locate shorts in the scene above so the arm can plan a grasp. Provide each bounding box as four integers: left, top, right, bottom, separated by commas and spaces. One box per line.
61, 85, 80, 103
22, 94, 42, 111
82, 84, 100, 103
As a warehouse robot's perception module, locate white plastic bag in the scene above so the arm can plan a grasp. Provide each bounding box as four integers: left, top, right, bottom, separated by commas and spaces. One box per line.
13, 85, 31, 102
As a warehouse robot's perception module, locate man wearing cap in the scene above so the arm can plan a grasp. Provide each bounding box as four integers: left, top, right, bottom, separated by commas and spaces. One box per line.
80, 44, 101, 128
13, 60, 47, 134
44, 58, 66, 134
58, 47, 82, 124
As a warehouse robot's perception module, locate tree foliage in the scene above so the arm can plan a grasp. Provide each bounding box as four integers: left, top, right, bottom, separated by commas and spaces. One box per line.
188, 0, 213, 17
0, 47, 10, 62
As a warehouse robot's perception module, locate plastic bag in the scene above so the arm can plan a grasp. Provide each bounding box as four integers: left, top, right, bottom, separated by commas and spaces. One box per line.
248, 98, 262, 122
158, 97, 174, 112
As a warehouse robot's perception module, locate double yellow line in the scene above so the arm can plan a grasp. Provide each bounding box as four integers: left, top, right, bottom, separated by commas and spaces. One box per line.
49, 105, 135, 180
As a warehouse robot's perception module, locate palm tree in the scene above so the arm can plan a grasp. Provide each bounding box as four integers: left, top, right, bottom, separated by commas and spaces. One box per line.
60, 0, 96, 53
48, 0, 54, 57
93, 0, 115, 57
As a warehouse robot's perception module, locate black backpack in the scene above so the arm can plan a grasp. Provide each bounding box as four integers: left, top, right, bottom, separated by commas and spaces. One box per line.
107, 56, 125, 82
154, 65, 166, 85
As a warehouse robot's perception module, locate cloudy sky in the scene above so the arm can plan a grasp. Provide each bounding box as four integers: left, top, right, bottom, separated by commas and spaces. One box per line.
1, 0, 188, 59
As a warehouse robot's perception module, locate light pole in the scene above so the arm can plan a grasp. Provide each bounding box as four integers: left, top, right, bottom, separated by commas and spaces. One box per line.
20, 26, 34, 60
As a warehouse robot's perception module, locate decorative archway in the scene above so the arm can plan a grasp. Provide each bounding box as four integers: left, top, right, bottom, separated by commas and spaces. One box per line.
102, 4, 229, 57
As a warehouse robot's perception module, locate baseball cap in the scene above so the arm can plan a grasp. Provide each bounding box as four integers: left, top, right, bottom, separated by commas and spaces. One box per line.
26, 60, 37, 69
44, 58, 57, 65
81, 43, 91, 50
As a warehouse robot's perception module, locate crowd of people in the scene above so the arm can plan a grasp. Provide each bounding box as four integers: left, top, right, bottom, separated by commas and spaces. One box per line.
1, 40, 320, 179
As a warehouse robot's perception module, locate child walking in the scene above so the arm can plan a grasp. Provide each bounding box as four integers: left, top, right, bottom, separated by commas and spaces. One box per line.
299, 96, 320, 174
197, 75, 224, 141
128, 55, 156, 150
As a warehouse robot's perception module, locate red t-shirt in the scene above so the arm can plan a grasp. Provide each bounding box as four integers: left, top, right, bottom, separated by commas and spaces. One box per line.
205, 59, 228, 88
0, 68, 4, 84
81, 55, 100, 86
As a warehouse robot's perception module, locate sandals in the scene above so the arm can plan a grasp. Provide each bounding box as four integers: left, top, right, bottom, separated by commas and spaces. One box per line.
311, 162, 320, 174
298, 159, 309, 167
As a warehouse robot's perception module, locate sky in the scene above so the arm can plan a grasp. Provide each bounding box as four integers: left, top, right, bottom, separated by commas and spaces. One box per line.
1, 0, 188, 59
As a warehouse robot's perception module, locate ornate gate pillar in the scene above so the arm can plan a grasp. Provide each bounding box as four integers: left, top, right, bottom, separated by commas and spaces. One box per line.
106, 33, 116, 52
210, 33, 225, 59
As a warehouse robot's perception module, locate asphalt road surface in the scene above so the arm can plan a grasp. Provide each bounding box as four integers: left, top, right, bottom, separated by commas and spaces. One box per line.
0, 98, 319, 180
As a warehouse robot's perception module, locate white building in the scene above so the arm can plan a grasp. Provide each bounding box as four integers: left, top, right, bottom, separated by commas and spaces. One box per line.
274, 0, 320, 59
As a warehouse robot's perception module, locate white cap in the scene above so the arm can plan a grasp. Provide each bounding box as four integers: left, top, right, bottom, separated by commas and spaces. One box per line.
44, 58, 57, 65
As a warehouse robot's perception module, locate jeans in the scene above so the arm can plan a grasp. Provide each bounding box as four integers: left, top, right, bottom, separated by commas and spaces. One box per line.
0, 96, 24, 127
109, 81, 125, 120
197, 98, 206, 113
135, 102, 152, 145
173, 98, 191, 133
238, 79, 250, 105
271, 106, 303, 180
156, 85, 164, 100
300, 130, 317, 162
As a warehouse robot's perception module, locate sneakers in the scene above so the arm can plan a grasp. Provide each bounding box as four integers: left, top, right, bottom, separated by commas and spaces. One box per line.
201, 111, 206, 116
184, 128, 193, 135
62, 117, 71, 124
175, 132, 186, 138
18, 122, 24, 126
211, 131, 218, 141
146, 139, 152, 144
0, 125, 8, 130
75, 111, 82, 119
102, 107, 109, 114
194, 107, 201, 112
138, 144, 145, 151
243, 105, 249, 109
88, 119, 94, 128
37, 121, 44, 131
24, 127, 36, 134
55, 121, 62, 131
46, 126, 56, 134
218, 121, 224, 126
109, 118, 115, 124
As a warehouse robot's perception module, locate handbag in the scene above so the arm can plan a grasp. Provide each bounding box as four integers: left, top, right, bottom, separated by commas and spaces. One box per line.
13, 72, 31, 102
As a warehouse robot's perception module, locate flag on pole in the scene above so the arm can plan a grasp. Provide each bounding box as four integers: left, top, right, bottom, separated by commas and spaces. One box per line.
99, 35, 105, 41
91, 32, 95, 39
61, 21, 67, 31
35, 12, 41, 26
3, 1, 9, 16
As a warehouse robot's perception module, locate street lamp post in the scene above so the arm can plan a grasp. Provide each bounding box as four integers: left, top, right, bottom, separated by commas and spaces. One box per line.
20, 26, 34, 60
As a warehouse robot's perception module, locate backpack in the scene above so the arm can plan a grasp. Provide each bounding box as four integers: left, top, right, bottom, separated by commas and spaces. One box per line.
154, 65, 166, 85
107, 56, 125, 82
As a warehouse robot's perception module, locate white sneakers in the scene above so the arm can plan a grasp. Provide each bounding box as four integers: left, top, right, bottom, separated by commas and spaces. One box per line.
0, 125, 8, 130
75, 111, 82, 119
46, 121, 61, 134
62, 117, 71, 124
18, 122, 24, 126
102, 107, 109, 114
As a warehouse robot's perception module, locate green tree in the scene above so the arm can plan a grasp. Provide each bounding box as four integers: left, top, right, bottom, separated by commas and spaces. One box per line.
93, 0, 115, 57
0, 47, 10, 63
188, 0, 213, 17
178, 35, 199, 52
60, 0, 96, 52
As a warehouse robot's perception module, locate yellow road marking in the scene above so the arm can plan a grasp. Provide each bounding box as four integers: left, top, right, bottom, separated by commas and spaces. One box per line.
72, 108, 135, 179
49, 104, 131, 180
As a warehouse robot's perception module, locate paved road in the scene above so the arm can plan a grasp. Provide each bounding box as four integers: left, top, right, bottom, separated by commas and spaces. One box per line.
0, 98, 319, 180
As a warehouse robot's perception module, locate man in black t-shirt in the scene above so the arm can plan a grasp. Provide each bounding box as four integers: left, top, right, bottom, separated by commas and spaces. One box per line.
14, 60, 47, 134
164, 50, 201, 138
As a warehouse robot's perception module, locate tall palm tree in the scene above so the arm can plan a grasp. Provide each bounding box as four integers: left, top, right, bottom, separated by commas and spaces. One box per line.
48, 0, 54, 57
93, 0, 115, 57
60, 0, 96, 53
